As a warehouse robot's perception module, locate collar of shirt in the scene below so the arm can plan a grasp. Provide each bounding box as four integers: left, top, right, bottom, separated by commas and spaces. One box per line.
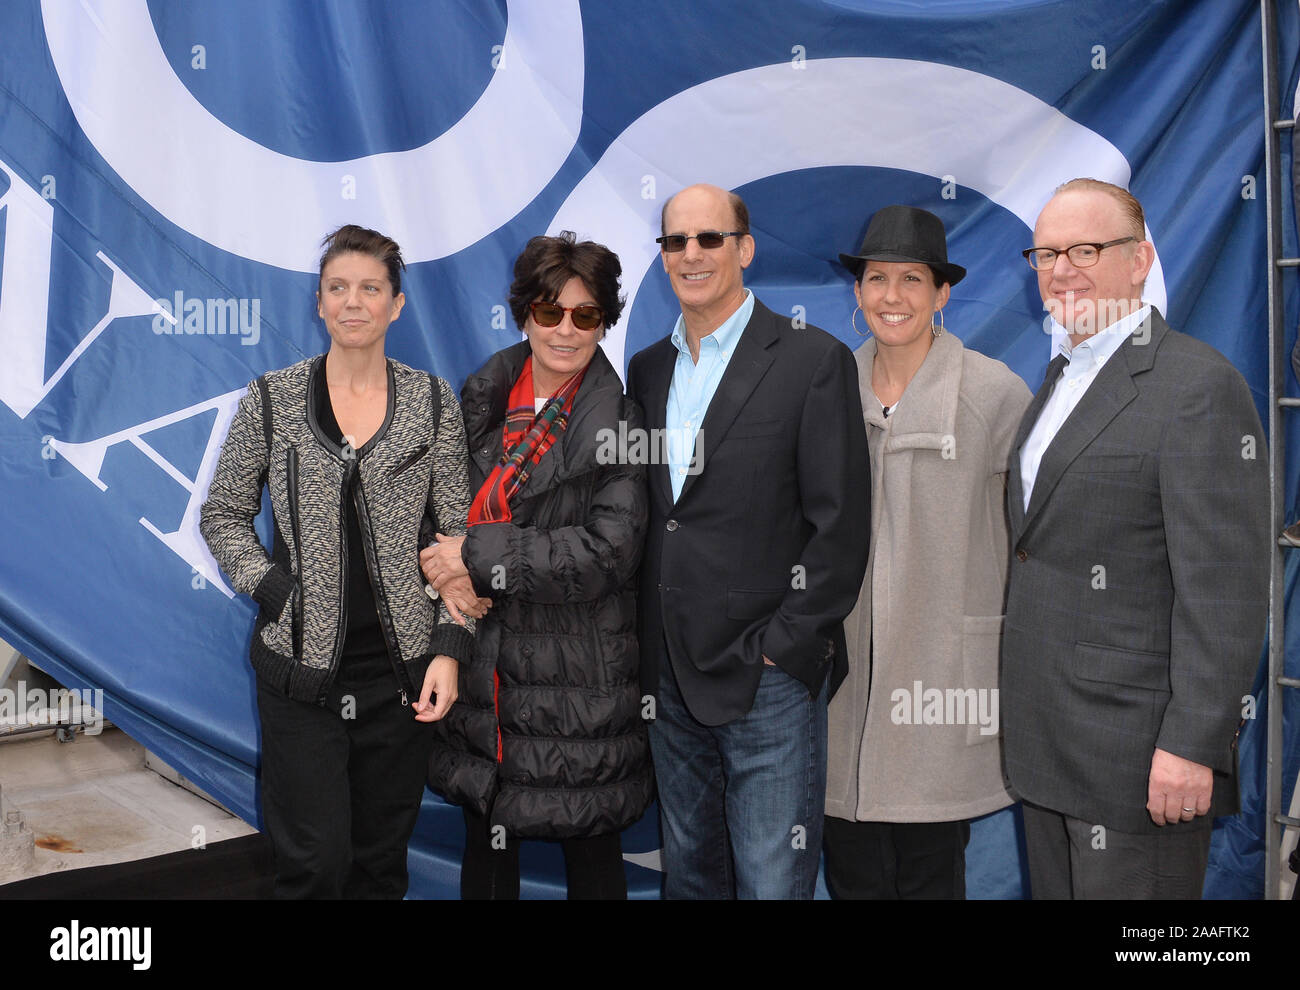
1020, 304, 1149, 514
1048, 303, 1151, 376
670, 289, 754, 362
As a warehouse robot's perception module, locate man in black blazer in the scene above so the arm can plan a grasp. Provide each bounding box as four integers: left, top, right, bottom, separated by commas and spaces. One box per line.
1001, 179, 1269, 898
625, 184, 869, 898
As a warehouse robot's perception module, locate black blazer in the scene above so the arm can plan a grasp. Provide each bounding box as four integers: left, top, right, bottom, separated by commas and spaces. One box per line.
1001, 310, 1270, 834
626, 297, 870, 726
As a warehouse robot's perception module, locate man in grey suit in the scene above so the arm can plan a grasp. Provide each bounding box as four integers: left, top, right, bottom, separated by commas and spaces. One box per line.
1001, 178, 1269, 899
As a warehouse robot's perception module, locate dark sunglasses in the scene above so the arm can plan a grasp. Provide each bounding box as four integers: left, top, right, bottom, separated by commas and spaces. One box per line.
655, 230, 744, 252
528, 300, 603, 331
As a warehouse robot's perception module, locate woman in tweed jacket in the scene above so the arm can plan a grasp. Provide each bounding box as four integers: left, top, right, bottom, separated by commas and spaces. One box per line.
200, 224, 477, 899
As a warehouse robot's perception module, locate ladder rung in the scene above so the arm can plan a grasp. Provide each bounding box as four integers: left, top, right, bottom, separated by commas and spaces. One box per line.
1278, 676, 1300, 689
1275, 813, 1300, 828
1276, 258, 1300, 267
1275, 118, 1296, 130
1280, 398, 1300, 407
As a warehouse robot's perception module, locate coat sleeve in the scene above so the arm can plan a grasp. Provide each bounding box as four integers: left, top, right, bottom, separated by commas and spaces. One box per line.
759, 341, 871, 666
462, 398, 648, 605
987, 371, 1033, 479
426, 376, 476, 661
198, 381, 295, 619
1154, 359, 1269, 772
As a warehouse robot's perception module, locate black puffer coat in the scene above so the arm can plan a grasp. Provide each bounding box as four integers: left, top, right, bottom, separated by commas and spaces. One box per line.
427, 341, 653, 838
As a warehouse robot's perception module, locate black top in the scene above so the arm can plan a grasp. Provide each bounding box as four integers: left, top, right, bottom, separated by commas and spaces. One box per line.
313, 357, 390, 679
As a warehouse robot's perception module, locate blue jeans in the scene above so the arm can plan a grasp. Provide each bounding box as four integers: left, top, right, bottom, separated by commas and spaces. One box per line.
648, 660, 828, 899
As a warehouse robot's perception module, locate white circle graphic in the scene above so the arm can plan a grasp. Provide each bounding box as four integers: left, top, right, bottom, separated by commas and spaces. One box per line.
547, 57, 1166, 374
42, 0, 585, 271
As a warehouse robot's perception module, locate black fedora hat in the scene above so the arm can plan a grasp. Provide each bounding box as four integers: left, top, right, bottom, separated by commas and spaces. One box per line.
838, 205, 966, 286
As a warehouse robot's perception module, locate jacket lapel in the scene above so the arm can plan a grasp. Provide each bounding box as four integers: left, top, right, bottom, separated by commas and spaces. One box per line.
675, 300, 779, 505
1008, 354, 1065, 534
1020, 311, 1164, 534
877, 331, 963, 452
635, 339, 676, 510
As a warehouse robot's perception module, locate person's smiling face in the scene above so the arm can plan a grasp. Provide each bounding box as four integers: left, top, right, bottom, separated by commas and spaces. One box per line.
1033, 189, 1151, 338
524, 275, 602, 396
660, 184, 754, 329
854, 260, 948, 352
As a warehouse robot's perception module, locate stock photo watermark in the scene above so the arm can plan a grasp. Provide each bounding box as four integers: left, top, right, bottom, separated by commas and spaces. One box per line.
152, 291, 261, 345
0, 681, 104, 736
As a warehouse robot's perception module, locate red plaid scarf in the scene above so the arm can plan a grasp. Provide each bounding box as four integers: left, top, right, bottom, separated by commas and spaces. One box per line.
468, 356, 585, 525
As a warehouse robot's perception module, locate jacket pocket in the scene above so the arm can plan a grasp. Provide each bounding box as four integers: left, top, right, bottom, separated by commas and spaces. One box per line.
1073, 453, 1144, 474
727, 419, 782, 440
726, 588, 785, 620
1074, 641, 1170, 692
961, 614, 1004, 745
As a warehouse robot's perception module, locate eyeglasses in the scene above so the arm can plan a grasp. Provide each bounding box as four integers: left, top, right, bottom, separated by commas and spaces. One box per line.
1022, 236, 1136, 271
655, 231, 745, 252
528, 300, 603, 331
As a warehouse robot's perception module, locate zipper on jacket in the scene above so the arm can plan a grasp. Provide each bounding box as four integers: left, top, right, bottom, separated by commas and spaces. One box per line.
353, 467, 416, 705
316, 470, 351, 706
286, 446, 304, 661
389, 443, 429, 478
493, 669, 502, 762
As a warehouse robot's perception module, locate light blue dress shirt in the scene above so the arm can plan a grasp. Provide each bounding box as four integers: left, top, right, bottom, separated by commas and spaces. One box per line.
1020, 304, 1151, 512
665, 290, 755, 501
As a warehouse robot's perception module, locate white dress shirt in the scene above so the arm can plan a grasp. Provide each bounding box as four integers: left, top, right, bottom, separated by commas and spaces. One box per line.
1020, 304, 1150, 512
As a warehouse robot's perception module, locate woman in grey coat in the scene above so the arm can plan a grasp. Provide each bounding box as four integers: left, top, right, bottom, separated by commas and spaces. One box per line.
823, 206, 1031, 899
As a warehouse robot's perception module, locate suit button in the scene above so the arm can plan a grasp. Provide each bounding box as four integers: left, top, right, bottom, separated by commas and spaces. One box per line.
479, 448, 490, 457
1016, 548, 1028, 562
519, 708, 530, 721
666, 519, 679, 532
522, 646, 533, 658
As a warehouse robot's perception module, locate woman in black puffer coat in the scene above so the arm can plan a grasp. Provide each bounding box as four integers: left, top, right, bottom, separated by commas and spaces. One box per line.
422, 231, 652, 899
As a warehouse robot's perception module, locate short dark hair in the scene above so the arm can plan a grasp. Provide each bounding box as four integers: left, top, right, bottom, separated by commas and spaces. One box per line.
660, 189, 751, 237
508, 231, 625, 335
318, 224, 406, 296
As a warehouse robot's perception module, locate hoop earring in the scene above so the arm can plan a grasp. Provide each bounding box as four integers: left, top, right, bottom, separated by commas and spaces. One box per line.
932, 306, 946, 338
851, 306, 871, 338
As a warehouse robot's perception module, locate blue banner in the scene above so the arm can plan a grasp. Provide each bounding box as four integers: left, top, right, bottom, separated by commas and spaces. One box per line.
1, 0, 1296, 898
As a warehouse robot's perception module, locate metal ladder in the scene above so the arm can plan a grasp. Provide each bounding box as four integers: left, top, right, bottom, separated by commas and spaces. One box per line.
1261, 0, 1300, 901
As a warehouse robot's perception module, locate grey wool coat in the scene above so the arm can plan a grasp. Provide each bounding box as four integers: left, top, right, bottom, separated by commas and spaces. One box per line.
825, 330, 1031, 823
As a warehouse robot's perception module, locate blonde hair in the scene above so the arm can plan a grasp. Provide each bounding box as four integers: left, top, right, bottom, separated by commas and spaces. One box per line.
1054, 178, 1145, 240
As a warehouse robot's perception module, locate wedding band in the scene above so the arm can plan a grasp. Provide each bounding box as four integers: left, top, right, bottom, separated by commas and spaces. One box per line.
1182, 807, 1195, 813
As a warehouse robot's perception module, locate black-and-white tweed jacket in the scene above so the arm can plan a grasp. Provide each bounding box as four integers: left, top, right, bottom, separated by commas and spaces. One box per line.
200, 355, 474, 704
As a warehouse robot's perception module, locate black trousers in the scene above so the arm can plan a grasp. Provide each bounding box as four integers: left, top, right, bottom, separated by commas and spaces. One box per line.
460, 807, 628, 900
255, 655, 435, 899
823, 815, 971, 899
1021, 801, 1212, 899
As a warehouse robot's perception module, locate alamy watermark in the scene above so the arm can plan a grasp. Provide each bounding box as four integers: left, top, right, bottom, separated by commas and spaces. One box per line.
595, 422, 702, 475
0, 681, 104, 735
50, 921, 150, 970
152, 291, 261, 345
1041, 297, 1150, 344
890, 680, 998, 736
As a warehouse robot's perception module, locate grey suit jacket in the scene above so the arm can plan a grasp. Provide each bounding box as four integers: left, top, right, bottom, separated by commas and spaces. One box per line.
1001, 309, 1269, 835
